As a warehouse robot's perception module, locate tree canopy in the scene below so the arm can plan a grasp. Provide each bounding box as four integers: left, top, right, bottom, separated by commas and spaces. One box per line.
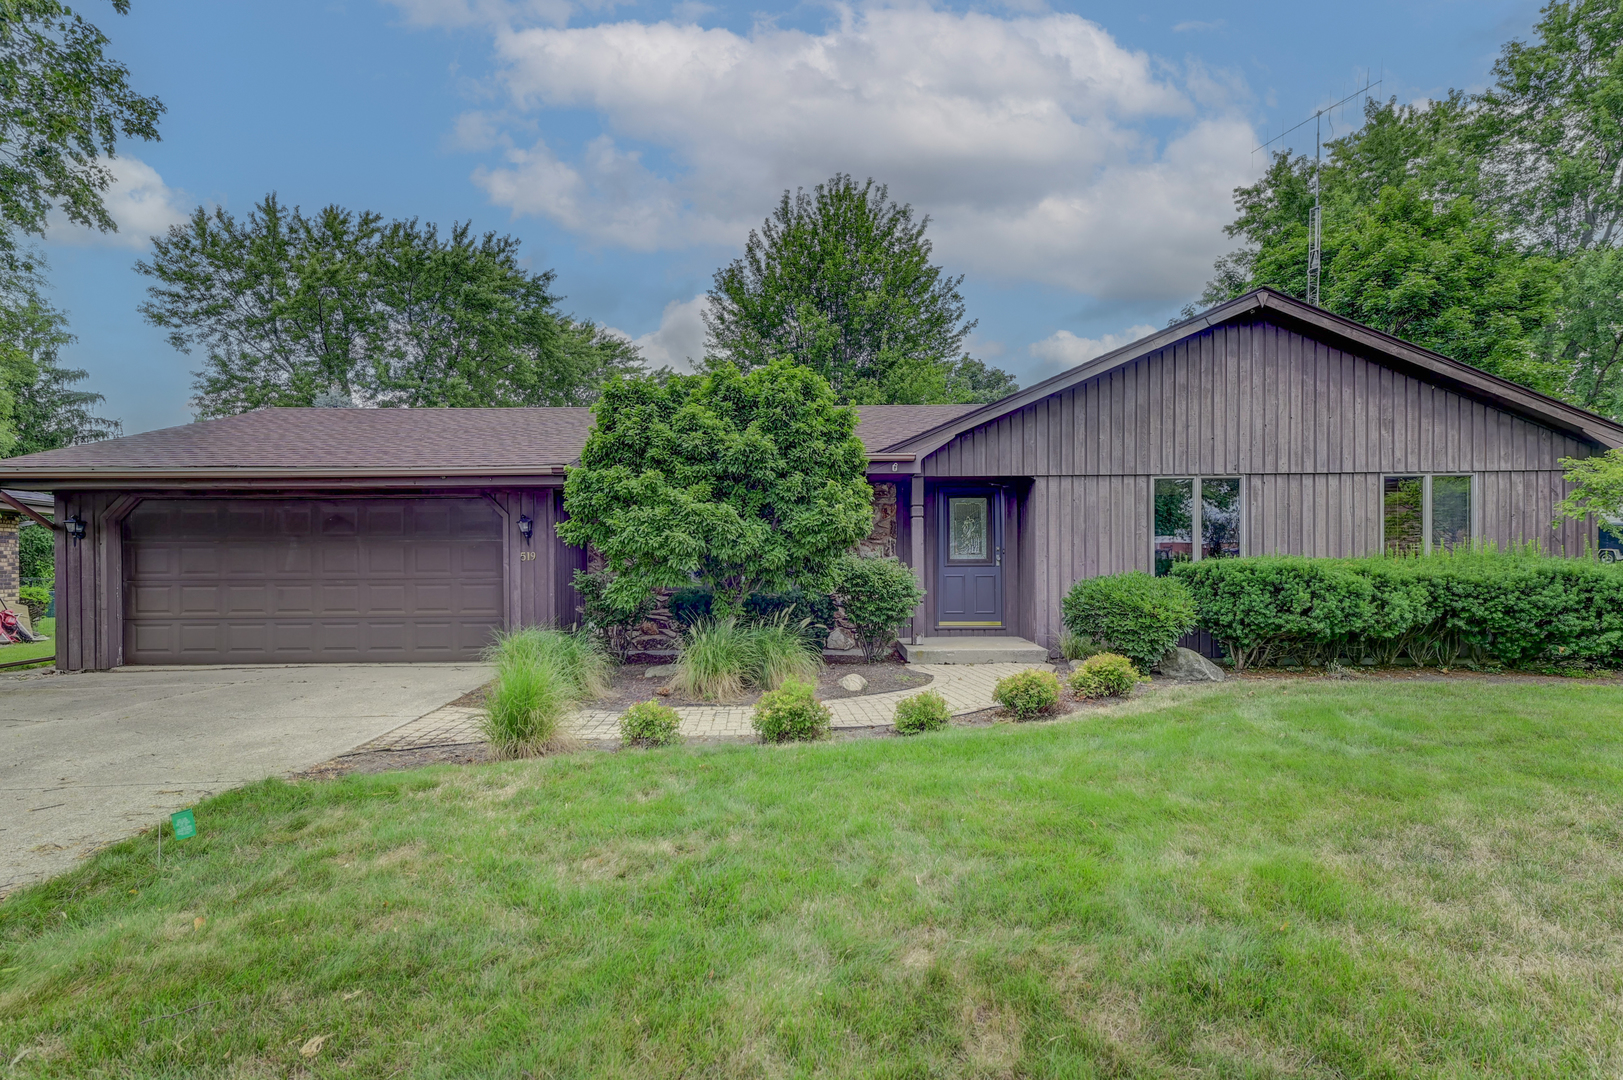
0, 266, 118, 456
137, 195, 643, 416
705, 174, 1016, 405
557, 360, 875, 616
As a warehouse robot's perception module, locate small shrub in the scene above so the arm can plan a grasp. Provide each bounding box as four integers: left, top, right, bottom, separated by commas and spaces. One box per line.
893, 690, 950, 734
744, 589, 836, 649
752, 677, 831, 742
676, 617, 753, 700
670, 587, 714, 629
993, 669, 1062, 720
834, 554, 925, 662
18, 585, 49, 625
1061, 572, 1196, 671
1068, 652, 1141, 699
747, 616, 822, 690
620, 700, 682, 747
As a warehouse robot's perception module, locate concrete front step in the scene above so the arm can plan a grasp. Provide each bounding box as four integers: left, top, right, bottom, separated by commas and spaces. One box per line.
900, 636, 1049, 665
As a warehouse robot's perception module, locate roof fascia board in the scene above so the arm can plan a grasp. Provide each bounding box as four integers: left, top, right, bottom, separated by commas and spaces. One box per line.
0, 474, 571, 492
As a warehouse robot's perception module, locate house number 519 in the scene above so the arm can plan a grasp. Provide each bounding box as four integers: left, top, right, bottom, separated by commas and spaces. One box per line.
518, 551, 536, 562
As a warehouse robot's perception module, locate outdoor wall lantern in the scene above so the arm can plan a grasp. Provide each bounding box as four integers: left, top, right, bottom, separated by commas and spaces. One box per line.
64, 515, 86, 544
518, 515, 534, 542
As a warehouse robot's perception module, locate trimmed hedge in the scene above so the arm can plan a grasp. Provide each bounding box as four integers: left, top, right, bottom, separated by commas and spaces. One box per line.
1170, 552, 1623, 670
1060, 571, 1196, 670
993, 669, 1062, 720
1068, 653, 1141, 699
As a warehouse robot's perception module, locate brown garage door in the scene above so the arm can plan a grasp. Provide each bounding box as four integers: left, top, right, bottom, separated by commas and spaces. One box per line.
123, 498, 505, 664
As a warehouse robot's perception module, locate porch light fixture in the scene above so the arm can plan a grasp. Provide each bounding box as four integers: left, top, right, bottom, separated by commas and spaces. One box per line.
518, 515, 534, 542
64, 515, 86, 544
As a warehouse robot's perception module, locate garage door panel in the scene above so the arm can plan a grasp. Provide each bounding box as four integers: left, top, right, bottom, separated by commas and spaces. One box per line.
125, 497, 506, 664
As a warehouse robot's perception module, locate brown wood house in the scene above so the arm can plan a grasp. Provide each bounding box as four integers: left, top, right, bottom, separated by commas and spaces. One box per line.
5, 288, 1621, 672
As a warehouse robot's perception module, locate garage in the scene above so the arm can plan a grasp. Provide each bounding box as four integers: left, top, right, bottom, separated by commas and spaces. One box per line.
123, 497, 505, 664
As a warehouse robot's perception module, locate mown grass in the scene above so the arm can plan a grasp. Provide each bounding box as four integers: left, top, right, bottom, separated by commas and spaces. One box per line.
4, 678, 1623, 1077
0, 617, 54, 670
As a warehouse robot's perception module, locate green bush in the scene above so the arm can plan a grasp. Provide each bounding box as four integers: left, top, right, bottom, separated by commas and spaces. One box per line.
1068, 652, 1141, 699
18, 585, 49, 624
893, 690, 950, 734
993, 669, 1062, 720
1171, 552, 1623, 670
573, 569, 654, 660
744, 588, 836, 649
670, 587, 714, 629
620, 700, 682, 748
19, 523, 52, 584
834, 554, 925, 661
751, 677, 831, 742
1060, 571, 1196, 671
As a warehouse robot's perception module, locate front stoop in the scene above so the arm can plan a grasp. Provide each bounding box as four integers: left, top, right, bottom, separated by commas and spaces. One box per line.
900, 636, 1049, 665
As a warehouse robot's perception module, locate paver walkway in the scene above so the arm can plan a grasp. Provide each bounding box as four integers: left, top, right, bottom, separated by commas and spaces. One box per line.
359, 662, 1048, 750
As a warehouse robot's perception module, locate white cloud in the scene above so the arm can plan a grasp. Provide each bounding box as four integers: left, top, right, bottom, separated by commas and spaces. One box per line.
609, 294, 709, 371
459, 7, 1256, 301
1029, 324, 1156, 369
49, 156, 191, 249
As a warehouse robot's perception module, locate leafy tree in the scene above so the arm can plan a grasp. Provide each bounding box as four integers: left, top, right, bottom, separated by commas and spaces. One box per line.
1473, 0, 1623, 254
1543, 247, 1623, 416
1556, 447, 1623, 530
0, 0, 163, 264
0, 267, 118, 455
558, 360, 875, 617
137, 195, 641, 416
705, 174, 1016, 404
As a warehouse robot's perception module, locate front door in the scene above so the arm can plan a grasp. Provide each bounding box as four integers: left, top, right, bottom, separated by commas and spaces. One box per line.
937, 487, 1004, 629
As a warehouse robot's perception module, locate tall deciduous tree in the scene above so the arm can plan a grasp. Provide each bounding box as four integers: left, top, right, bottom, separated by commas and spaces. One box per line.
0, 0, 163, 263
136, 195, 642, 416
705, 174, 1016, 405
558, 360, 875, 616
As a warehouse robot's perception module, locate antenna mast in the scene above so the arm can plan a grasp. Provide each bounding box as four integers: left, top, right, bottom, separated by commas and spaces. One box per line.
1254, 79, 1380, 308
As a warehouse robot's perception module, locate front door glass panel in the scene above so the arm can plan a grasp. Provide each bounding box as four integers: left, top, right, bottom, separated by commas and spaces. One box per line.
948, 497, 990, 562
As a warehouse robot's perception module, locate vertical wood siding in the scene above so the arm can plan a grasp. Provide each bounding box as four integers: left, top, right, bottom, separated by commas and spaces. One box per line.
924, 315, 1601, 647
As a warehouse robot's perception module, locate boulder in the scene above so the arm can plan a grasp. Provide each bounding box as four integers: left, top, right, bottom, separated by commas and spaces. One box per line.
826, 627, 858, 652
837, 673, 868, 693
643, 663, 678, 679
1153, 646, 1224, 682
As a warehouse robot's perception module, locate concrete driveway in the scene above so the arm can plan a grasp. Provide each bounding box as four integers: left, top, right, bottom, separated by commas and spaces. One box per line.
0, 663, 491, 894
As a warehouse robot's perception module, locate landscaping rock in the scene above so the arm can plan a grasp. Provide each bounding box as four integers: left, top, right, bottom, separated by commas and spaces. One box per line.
643, 663, 677, 679
837, 673, 868, 693
1154, 647, 1224, 682
826, 627, 857, 651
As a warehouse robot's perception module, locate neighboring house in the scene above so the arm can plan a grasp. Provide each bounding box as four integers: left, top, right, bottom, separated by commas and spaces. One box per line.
0, 489, 54, 609
3, 288, 1620, 672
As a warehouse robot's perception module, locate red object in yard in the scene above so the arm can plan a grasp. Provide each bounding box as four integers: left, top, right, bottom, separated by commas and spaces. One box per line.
0, 605, 37, 645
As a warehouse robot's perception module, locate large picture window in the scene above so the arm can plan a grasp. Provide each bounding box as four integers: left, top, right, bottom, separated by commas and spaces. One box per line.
1154, 477, 1242, 575
1383, 474, 1474, 555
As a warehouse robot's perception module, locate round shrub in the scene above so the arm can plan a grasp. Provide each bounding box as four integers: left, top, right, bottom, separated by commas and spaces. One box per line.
893, 689, 950, 734
620, 700, 682, 747
18, 584, 49, 625
993, 669, 1062, 721
1061, 571, 1196, 671
751, 677, 832, 742
834, 554, 926, 662
1068, 652, 1141, 699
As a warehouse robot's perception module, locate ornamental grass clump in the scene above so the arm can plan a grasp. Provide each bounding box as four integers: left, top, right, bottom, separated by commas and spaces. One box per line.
1068, 652, 1141, 699
751, 677, 831, 742
676, 617, 754, 700
749, 616, 822, 690
620, 700, 682, 748
479, 627, 608, 757
993, 669, 1062, 721
893, 690, 950, 735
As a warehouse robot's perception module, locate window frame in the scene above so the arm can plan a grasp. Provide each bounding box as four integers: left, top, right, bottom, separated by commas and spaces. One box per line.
1152, 475, 1245, 573
1380, 473, 1478, 554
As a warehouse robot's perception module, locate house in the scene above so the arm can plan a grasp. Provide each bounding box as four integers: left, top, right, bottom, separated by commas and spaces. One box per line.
4, 288, 1620, 672
0, 489, 54, 613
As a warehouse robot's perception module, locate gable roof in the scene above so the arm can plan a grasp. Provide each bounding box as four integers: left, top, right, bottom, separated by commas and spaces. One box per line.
888, 288, 1623, 457
0, 403, 980, 484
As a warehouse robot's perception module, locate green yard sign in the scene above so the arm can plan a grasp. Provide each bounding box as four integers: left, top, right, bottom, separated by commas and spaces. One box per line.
171, 809, 197, 841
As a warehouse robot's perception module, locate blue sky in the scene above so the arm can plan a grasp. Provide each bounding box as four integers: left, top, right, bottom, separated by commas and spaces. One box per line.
42, 0, 1542, 434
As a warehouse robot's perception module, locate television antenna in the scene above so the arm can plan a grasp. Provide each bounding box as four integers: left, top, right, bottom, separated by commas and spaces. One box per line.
1255, 78, 1381, 307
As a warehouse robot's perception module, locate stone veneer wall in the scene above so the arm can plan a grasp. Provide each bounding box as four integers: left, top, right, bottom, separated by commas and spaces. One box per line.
0, 511, 19, 605
584, 482, 901, 659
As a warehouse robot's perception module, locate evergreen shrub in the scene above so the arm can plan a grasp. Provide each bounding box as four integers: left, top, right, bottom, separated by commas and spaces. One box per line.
993, 669, 1062, 720
1060, 572, 1196, 671
893, 690, 950, 734
1068, 653, 1141, 699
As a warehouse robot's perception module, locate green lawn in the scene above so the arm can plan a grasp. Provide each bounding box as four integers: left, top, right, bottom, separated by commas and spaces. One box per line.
0, 617, 54, 670
4, 678, 1623, 1077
